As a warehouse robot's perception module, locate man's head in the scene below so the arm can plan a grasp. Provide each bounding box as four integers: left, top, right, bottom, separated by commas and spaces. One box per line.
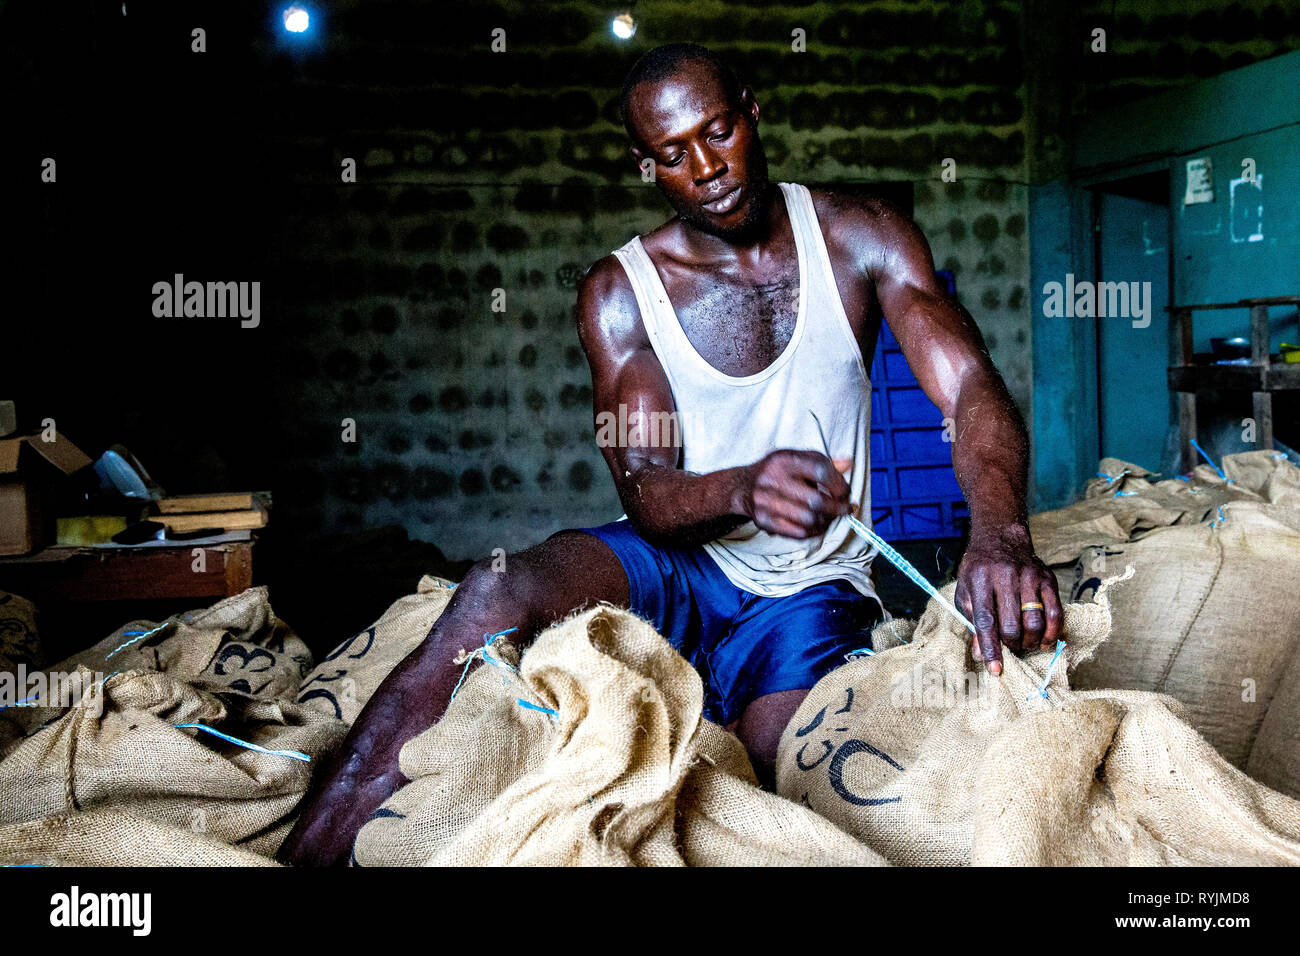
620, 43, 771, 244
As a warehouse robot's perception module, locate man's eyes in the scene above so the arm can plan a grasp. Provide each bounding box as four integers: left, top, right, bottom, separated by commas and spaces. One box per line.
661, 129, 733, 165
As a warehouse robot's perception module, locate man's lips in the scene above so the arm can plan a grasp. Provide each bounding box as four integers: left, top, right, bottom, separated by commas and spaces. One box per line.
701, 185, 742, 215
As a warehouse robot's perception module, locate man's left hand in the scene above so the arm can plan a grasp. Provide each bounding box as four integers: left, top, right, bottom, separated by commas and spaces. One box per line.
953, 524, 1062, 675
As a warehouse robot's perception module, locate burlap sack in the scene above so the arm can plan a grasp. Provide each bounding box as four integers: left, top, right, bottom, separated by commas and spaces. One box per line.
0, 810, 280, 867
52, 585, 315, 704
0, 666, 346, 859
0, 591, 43, 756
776, 572, 1300, 866
1245, 641, 1300, 800
0, 591, 42, 673
1069, 501, 1300, 770
296, 575, 456, 724
1028, 454, 1272, 567
353, 604, 883, 867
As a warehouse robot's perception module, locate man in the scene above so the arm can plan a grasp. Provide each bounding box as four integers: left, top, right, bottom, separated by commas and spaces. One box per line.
279, 43, 1061, 866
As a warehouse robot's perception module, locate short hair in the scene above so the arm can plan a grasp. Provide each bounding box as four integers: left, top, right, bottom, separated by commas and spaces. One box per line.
619, 43, 743, 142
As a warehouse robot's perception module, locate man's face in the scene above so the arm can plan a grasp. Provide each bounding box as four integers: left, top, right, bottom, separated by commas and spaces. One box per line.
627, 63, 770, 244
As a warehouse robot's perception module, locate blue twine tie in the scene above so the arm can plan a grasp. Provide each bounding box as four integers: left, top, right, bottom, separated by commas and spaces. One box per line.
515, 698, 558, 716
1190, 439, 1231, 483
444, 626, 561, 720
448, 626, 519, 702
0, 691, 40, 711
1027, 640, 1067, 702
2, 669, 120, 711
105, 620, 175, 660
845, 515, 975, 634
174, 723, 311, 762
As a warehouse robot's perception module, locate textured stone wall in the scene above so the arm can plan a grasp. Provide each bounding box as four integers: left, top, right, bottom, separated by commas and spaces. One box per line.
1068, 0, 1300, 114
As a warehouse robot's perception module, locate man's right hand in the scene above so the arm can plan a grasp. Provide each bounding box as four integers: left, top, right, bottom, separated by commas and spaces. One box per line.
733, 450, 854, 539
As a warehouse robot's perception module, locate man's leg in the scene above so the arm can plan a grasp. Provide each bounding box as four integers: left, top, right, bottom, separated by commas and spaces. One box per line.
715, 580, 881, 790
726, 689, 810, 789
278, 530, 629, 866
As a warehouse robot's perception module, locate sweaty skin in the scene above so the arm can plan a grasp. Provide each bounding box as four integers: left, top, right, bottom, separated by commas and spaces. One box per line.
277, 56, 1060, 867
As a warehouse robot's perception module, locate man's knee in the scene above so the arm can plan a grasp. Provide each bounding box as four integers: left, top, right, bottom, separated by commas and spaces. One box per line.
451, 555, 543, 628
462, 532, 628, 621
734, 689, 810, 788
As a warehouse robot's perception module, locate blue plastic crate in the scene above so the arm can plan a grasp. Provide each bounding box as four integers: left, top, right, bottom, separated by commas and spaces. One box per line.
867, 289, 966, 540
882, 386, 943, 425
881, 350, 911, 380
871, 505, 898, 538
896, 463, 963, 498
891, 426, 952, 462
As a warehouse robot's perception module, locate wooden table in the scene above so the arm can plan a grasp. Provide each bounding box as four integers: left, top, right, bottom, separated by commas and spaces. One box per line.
0, 534, 255, 603
1167, 295, 1300, 472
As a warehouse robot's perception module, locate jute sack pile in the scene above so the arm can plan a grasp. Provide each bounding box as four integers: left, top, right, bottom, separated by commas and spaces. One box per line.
1026, 451, 1300, 794
1068, 500, 1300, 776
0, 586, 348, 864
353, 603, 883, 866
296, 575, 456, 725
3, 585, 315, 767
0, 666, 347, 864
776, 571, 1300, 866
49, 586, 316, 705
1028, 450, 1297, 571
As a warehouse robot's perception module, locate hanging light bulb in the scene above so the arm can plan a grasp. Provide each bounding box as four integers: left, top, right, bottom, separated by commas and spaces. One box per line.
283, 5, 310, 34
611, 11, 637, 40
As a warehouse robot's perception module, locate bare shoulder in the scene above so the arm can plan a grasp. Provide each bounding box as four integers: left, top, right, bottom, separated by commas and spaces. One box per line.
575, 253, 647, 357
809, 187, 920, 247
635, 215, 689, 261
808, 187, 935, 282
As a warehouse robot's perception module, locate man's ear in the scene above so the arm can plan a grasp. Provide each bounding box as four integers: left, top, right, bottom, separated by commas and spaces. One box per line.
738, 86, 760, 127
629, 145, 653, 177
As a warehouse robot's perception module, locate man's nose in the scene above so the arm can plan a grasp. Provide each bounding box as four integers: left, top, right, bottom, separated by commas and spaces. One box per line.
690, 145, 726, 184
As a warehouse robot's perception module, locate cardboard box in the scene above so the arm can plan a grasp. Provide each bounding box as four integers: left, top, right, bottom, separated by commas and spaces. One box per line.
0, 432, 94, 555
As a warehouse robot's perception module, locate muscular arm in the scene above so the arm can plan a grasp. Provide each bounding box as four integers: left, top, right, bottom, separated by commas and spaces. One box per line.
576, 256, 850, 548
834, 199, 1062, 668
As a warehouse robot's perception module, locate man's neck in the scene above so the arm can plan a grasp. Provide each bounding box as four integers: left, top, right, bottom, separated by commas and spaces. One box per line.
673, 182, 785, 268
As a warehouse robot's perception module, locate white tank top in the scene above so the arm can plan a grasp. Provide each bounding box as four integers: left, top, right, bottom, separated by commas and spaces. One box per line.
611, 182, 878, 600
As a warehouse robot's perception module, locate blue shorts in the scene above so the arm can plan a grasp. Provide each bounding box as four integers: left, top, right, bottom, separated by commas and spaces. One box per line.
573, 519, 881, 726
